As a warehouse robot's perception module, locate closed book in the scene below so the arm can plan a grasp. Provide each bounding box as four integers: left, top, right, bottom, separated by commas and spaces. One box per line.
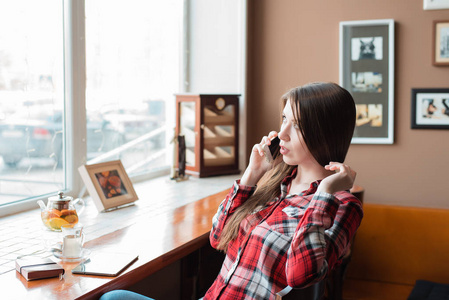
16, 258, 65, 281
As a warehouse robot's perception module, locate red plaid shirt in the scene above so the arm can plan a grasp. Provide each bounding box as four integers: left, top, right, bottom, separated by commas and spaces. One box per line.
203, 168, 363, 300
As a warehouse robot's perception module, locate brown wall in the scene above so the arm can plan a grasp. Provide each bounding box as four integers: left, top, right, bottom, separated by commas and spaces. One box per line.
246, 0, 449, 208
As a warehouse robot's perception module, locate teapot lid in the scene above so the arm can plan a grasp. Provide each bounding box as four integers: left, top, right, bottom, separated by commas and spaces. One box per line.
48, 191, 73, 202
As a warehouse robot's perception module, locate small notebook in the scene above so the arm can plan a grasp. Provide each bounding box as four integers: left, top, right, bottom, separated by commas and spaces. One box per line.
16, 257, 65, 281
72, 251, 138, 277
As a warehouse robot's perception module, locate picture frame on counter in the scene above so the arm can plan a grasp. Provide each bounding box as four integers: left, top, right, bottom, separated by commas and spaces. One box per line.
411, 88, 449, 129
423, 0, 449, 10
339, 19, 395, 144
433, 20, 449, 66
78, 160, 138, 212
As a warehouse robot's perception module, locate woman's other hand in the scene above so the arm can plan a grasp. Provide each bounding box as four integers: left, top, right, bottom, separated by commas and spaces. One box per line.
316, 162, 356, 195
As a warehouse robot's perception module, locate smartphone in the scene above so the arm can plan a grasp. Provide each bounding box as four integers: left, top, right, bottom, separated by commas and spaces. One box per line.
262, 136, 281, 163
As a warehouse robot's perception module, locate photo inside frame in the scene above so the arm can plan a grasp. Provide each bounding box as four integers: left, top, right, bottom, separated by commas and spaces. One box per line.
351, 36, 383, 61
351, 72, 383, 93
416, 94, 449, 125
95, 169, 129, 199
436, 22, 449, 62
356, 104, 383, 128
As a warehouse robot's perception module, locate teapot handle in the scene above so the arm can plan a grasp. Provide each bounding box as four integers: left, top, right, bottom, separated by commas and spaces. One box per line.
72, 197, 85, 216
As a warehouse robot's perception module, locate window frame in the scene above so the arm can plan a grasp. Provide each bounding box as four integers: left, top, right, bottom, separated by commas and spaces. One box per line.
65, 0, 87, 200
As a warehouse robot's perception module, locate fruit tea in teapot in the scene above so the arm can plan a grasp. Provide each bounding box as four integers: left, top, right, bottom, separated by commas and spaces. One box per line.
38, 191, 85, 231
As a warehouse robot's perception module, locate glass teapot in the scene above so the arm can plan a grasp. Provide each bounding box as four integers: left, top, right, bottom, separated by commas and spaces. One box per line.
37, 191, 85, 231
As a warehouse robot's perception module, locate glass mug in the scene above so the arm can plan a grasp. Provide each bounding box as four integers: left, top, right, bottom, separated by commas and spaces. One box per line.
61, 224, 84, 258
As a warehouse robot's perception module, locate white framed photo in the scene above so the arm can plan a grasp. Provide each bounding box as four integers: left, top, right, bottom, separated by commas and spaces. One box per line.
424, 0, 449, 10
340, 19, 395, 144
78, 160, 138, 212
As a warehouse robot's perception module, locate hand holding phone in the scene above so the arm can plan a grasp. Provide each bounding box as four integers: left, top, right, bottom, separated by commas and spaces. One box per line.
262, 136, 281, 163
241, 135, 281, 186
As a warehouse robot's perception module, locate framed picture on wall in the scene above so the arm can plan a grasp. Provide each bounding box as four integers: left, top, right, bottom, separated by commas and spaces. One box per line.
433, 20, 449, 66
424, 0, 449, 10
411, 88, 449, 129
78, 160, 138, 212
339, 19, 395, 144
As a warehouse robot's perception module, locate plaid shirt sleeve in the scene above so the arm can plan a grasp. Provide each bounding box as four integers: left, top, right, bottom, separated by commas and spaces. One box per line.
209, 180, 256, 249
285, 191, 363, 288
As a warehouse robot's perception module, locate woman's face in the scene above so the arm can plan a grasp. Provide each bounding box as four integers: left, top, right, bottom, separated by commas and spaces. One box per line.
278, 100, 314, 166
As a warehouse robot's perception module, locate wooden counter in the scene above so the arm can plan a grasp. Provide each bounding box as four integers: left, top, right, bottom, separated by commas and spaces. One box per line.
1, 187, 229, 300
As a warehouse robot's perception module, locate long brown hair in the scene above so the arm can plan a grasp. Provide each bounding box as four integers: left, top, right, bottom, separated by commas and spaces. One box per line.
217, 82, 356, 251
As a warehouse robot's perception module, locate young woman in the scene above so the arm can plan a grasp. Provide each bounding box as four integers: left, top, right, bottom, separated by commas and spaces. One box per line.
203, 82, 363, 299
100, 82, 363, 300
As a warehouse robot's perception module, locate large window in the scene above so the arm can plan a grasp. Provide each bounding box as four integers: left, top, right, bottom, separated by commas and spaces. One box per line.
0, 0, 182, 209
0, 0, 246, 215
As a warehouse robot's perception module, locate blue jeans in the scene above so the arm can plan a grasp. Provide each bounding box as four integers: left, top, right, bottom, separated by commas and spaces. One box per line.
99, 290, 154, 300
